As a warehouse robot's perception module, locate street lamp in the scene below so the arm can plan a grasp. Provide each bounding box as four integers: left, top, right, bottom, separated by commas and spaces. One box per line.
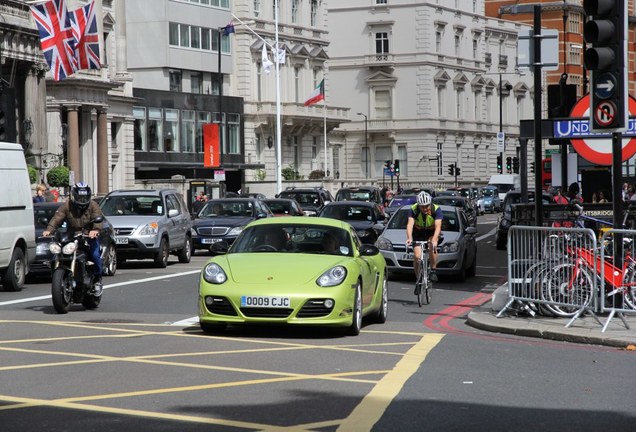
357, 112, 368, 178
499, 73, 514, 169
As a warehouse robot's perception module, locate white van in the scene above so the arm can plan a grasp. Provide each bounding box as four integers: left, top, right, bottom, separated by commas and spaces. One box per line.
488, 174, 521, 201
0, 142, 36, 291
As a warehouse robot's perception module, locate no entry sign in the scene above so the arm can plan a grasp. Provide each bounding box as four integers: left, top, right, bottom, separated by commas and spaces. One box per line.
569, 94, 636, 165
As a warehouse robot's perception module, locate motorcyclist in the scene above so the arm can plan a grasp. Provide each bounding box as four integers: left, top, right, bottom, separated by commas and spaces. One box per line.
43, 182, 104, 296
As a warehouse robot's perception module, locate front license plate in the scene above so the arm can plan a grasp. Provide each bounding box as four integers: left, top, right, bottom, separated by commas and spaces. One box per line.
401, 253, 413, 260
201, 238, 223, 244
241, 296, 290, 308
115, 237, 129, 245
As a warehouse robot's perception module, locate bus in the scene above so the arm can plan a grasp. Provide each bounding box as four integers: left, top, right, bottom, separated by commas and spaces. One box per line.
541, 157, 552, 190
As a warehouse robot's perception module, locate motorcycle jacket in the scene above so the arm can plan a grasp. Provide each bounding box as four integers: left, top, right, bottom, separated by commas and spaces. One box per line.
46, 200, 103, 235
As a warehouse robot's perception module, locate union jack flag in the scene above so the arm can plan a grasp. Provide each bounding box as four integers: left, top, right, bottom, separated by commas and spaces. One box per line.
30, 0, 78, 81
70, 0, 101, 71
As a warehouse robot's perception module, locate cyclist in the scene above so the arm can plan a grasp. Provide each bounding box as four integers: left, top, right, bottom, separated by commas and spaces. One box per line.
406, 191, 443, 282
43, 182, 104, 296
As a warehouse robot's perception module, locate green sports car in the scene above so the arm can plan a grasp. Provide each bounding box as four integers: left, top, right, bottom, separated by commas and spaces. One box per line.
198, 217, 388, 335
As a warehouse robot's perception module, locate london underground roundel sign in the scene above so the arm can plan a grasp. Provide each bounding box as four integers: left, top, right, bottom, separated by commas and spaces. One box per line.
569, 94, 636, 165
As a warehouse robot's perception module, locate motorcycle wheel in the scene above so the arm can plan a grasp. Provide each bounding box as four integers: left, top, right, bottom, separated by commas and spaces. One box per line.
52, 268, 73, 314
82, 294, 101, 310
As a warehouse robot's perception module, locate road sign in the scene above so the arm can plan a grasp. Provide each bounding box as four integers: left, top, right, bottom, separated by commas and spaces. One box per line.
496, 132, 505, 153
569, 94, 636, 165
594, 101, 617, 127
518, 29, 559, 71
594, 72, 616, 100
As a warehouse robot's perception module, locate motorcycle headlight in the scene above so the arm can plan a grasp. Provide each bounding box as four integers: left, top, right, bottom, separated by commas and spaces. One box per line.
49, 242, 62, 254
62, 242, 77, 255
440, 242, 459, 253
202, 262, 227, 284
228, 226, 244, 236
37, 243, 50, 254
376, 236, 394, 251
316, 266, 347, 287
138, 222, 159, 236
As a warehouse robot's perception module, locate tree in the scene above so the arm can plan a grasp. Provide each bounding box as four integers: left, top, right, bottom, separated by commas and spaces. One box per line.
27, 165, 38, 184
46, 166, 70, 188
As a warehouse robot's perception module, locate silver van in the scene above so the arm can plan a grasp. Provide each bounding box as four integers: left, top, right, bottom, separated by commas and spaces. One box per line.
100, 189, 192, 267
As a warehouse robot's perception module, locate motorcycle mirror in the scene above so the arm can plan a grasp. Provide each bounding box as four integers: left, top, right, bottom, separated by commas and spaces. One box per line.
86, 216, 104, 228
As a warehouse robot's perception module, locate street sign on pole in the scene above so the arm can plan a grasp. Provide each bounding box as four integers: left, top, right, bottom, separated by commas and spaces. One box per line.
518, 29, 559, 71
496, 132, 505, 153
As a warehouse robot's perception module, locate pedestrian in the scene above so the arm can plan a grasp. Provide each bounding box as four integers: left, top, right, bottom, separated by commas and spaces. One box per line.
597, 191, 608, 203
566, 182, 582, 203
33, 183, 46, 203
192, 194, 207, 215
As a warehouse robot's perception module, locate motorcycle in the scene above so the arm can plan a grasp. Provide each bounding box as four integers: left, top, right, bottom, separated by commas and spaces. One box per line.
49, 216, 104, 314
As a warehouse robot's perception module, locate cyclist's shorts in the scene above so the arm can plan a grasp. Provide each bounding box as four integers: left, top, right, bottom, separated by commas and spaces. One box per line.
413, 228, 434, 242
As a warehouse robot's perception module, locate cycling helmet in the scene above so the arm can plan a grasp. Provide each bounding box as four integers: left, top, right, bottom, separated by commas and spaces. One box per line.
70, 182, 92, 212
416, 191, 432, 206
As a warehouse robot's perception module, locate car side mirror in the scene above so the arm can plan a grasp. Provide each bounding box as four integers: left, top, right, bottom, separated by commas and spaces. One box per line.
168, 209, 179, 218
359, 244, 380, 256
465, 226, 478, 235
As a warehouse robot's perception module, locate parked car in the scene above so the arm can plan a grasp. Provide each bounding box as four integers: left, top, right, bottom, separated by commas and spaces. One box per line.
276, 187, 334, 216
319, 201, 387, 244
335, 186, 384, 207
375, 205, 478, 281
262, 198, 304, 217
481, 186, 502, 213
402, 187, 436, 198
447, 187, 479, 216
495, 190, 553, 250
432, 196, 477, 227
31, 202, 118, 278
198, 217, 387, 335
100, 189, 193, 267
192, 198, 273, 253
384, 194, 418, 217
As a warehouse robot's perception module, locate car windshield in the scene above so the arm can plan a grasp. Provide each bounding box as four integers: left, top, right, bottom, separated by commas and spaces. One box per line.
482, 188, 496, 197
387, 208, 458, 232
230, 224, 353, 256
279, 192, 320, 206
321, 205, 373, 221
33, 207, 59, 229
434, 197, 465, 208
101, 195, 163, 216
491, 183, 515, 193
388, 196, 417, 207
199, 200, 254, 217
264, 201, 294, 214
336, 190, 373, 202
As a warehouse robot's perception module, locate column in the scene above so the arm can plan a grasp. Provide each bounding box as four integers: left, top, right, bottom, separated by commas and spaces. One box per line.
97, 108, 109, 195
67, 106, 80, 182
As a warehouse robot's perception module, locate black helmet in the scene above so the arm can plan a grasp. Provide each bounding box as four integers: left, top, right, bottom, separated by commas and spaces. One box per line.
71, 182, 92, 212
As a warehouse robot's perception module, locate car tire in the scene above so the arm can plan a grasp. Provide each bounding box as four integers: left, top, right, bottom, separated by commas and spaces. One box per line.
495, 234, 506, 250
373, 272, 388, 324
154, 238, 169, 268
200, 321, 226, 333
2, 247, 26, 292
456, 255, 467, 282
467, 251, 477, 277
102, 243, 117, 276
178, 236, 192, 263
348, 281, 363, 336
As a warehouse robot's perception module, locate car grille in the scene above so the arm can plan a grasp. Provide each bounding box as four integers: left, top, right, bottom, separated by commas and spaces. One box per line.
397, 259, 414, 268
240, 307, 293, 318
197, 227, 229, 236
114, 228, 135, 236
204, 296, 238, 316
392, 244, 407, 253
297, 299, 334, 318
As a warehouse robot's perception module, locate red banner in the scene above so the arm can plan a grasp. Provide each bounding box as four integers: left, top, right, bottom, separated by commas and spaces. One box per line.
203, 123, 220, 168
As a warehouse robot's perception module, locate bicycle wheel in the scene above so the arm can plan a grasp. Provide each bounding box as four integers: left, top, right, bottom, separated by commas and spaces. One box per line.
424, 261, 432, 305
416, 262, 425, 307
543, 262, 594, 317
619, 266, 636, 310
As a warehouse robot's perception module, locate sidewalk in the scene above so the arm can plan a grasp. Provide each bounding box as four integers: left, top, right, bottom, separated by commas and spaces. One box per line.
466, 285, 636, 348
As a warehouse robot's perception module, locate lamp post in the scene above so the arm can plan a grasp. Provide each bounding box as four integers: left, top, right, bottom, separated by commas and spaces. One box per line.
498, 73, 513, 172
357, 112, 368, 178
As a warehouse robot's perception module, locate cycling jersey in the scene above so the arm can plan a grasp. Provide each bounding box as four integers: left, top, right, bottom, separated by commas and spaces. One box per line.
409, 203, 443, 241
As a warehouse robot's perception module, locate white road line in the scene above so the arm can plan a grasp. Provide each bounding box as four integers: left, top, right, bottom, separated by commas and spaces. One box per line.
0, 270, 201, 307
476, 226, 497, 242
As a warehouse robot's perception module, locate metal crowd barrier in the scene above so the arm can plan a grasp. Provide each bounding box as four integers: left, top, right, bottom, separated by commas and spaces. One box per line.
501, 225, 600, 328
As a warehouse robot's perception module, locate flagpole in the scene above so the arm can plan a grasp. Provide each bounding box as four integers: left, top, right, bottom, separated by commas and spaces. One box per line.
323, 95, 327, 178
274, 2, 282, 195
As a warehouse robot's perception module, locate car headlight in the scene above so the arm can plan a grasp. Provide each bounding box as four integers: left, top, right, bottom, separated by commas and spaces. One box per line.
190, 228, 198, 238
440, 241, 459, 253
203, 262, 227, 284
49, 242, 62, 254
228, 226, 244, 236
316, 266, 347, 287
376, 237, 394, 251
138, 222, 159, 236
61, 242, 77, 255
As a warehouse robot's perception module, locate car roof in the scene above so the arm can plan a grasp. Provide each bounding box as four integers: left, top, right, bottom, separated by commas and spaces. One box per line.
337, 186, 379, 191
323, 200, 378, 208
246, 215, 350, 230
106, 189, 172, 196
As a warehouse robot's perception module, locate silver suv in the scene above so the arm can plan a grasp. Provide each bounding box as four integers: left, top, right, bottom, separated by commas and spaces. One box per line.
100, 189, 192, 267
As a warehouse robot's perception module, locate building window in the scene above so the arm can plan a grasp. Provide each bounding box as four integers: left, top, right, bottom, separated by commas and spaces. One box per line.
201, 28, 211, 50
376, 0, 388, 4
148, 108, 163, 152
181, 110, 195, 153
311, 0, 318, 26
456, 87, 464, 119
569, 12, 581, 33
180, 24, 190, 47
436, 30, 442, 53
164, 109, 179, 152
437, 142, 443, 176
454, 34, 461, 57
196, 111, 211, 153
191, 72, 203, 94
169, 22, 179, 46
227, 114, 240, 155
291, 0, 299, 23
257, 62, 263, 101
376, 146, 391, 178
397, 146, 407, 178
375, 89, 391, 119
294, 66, 300, 103
312, 136, 317, 159
437, 86, 445, 117
133, 106, 146, 151
190, 26, 200, 49
375, 32, 389, 54
474, 90, 481, 121
169, 70, 182, 92
473, 38, 478, 59
273, 0, 279, 19
253, 0, 261, 17
221, 31, 231, 54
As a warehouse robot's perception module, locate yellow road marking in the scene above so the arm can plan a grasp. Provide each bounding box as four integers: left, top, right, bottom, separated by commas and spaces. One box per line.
336, 333, 445, 431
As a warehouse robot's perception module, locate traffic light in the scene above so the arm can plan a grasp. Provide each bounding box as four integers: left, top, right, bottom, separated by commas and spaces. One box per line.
384, 159, 391, 170
583, 0, 628, 131
394, 159, 400, 176
0, 110, 5, 141
512, 157, 519, 174
455, 166, 461, 177
506, 157, 512, 173
496, 154, 502, 174
448, 163, 455, 176
530, 162, 535, 173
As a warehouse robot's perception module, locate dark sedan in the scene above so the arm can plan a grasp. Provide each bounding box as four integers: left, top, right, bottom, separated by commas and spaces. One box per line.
31, 202, 118, 278
262, 198, 305, 217
318, 201, 387, 244
191, 198, 273, 254
384, 194, 418, 217
432, 196, 477, 227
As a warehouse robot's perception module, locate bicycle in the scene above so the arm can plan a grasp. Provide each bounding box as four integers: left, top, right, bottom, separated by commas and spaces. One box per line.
408, 240, 432, 307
